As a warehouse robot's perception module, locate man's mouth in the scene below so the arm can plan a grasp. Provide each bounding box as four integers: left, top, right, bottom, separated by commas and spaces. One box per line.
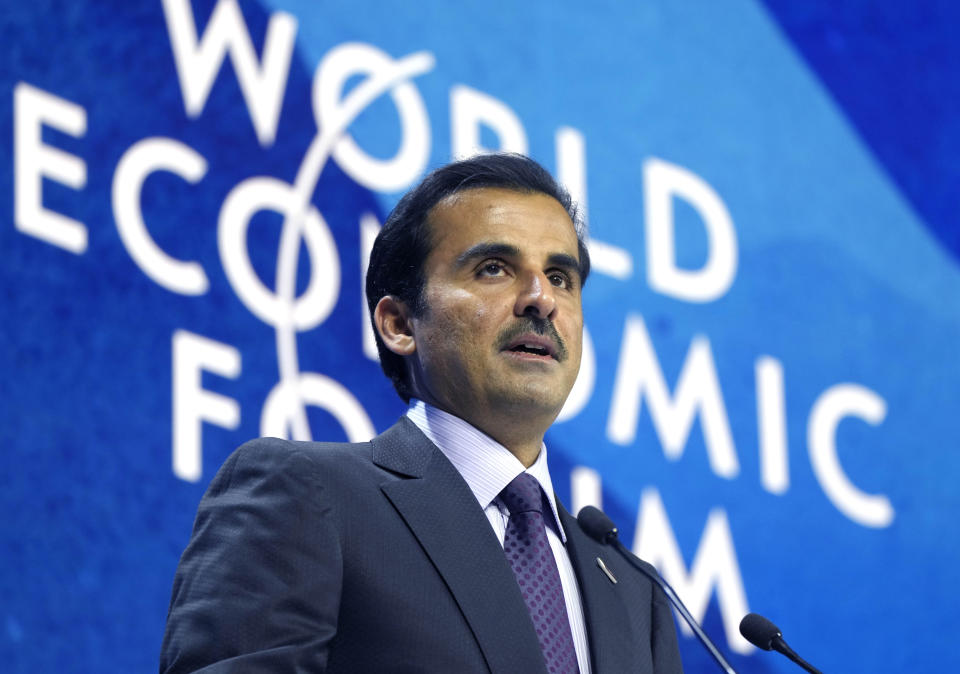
509, 343, 552, 357
497, 318, 567, 362
502, 334, 559, 360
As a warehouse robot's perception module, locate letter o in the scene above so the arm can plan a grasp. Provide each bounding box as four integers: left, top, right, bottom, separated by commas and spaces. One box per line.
313, 42, 430, 192
218, 177, 340, 331
260, 374, 376, 442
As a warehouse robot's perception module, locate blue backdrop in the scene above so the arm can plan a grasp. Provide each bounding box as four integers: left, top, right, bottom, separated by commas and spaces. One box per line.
3, 1, 958, 671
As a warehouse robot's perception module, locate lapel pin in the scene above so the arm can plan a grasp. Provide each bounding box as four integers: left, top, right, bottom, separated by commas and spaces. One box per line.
596, 557, 617, 584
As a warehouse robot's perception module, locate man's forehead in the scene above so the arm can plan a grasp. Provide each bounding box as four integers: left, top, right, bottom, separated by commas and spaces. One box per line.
431, 185, 568, 215
426, 187, 578, 250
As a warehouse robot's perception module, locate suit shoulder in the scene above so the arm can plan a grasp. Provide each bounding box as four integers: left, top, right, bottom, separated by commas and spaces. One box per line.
207, 435, 376, 495
631, 555, 662, 582
227, 435, 373, 467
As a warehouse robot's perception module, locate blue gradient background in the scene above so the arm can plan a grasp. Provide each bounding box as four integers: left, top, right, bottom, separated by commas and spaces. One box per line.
2, 1, 958, 671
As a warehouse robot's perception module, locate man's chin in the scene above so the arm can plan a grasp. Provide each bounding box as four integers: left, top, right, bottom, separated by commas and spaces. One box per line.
491, 382, 571, 418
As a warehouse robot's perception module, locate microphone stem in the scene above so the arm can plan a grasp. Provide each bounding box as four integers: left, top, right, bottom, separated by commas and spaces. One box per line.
613, 540, 737, 674
771, 637, 823, 674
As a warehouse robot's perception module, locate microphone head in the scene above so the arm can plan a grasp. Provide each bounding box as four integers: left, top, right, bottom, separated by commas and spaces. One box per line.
739, 612, 783, 651
576, 506, 619, 544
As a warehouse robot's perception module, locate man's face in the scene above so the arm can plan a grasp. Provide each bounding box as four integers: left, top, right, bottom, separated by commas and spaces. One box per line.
407, 187, 584, 432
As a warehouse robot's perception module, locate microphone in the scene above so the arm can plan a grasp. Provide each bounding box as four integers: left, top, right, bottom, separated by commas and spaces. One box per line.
577, 506, 737, 674
576, 504, 619, 544
739, 613, 822, 674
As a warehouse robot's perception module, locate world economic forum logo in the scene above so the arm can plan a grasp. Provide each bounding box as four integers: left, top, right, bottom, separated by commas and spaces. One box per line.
7, 0, 897, 656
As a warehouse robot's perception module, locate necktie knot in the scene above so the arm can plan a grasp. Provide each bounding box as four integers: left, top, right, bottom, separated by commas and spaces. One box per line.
499, 472, 544, 516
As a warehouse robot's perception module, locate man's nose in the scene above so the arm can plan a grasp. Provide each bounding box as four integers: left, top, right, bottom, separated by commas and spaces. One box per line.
514, 271, 557, 319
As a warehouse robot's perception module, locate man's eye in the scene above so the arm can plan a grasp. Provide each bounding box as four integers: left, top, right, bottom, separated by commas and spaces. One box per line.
479, 262, 506, 276
548, 272, 570, 288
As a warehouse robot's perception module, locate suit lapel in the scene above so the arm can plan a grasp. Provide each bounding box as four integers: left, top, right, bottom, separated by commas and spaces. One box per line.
373, 420, 547, 674
559, 505, 639, 673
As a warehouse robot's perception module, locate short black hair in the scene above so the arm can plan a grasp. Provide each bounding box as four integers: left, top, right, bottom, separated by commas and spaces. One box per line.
365, 152, 590, 402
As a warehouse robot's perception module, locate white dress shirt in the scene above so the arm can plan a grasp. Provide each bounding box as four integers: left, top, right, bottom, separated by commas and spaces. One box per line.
406, 399, 592, 673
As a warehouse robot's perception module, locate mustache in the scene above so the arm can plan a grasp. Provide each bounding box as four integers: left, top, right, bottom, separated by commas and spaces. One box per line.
496, 316, 567, 361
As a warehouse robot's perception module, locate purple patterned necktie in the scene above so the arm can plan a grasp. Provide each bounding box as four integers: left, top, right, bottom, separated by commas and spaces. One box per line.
500, 473, 580, 674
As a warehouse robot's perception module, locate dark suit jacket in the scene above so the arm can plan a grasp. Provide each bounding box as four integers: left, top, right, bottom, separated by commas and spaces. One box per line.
160, 418, 683, 673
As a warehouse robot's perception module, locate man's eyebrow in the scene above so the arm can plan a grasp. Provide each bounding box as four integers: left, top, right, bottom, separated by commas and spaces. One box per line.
453, 243, 583, 281
454, 242, 521, 268
546, 252, 581, 276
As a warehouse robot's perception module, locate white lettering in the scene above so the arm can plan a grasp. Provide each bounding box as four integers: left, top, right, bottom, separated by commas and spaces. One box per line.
360, 212, 381, 361
644, 158, 737, 302
570, 465, 602, 515
172, 330, 241, 482
756, 355, 789, 494
607, 314, 739, 479
556, 326, 595, 422
555, 125, 634, 280
450, 84, 527, 159
808, 384, 893, 527
13, 82, 87, 253
556, 126, 588, 220
587, 239, 634, 281
218, 177, 340, 330
634, 488, 752, 654
161, 0, 296, 146
314, 42, 431, 192
260, 373, 376, 441
112, 137, 209, 295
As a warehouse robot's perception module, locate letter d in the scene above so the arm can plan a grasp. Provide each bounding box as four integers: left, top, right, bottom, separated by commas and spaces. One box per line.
644, 158, 737, 303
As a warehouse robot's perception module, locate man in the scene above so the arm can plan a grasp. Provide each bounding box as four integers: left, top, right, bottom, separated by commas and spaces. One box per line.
160, 154, 683, 673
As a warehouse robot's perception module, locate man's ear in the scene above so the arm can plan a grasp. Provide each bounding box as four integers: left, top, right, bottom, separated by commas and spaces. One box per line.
373, 296, 417, 356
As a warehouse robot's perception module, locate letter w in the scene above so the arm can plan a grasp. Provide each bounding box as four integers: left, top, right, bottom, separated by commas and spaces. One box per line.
161, 0, 297, 146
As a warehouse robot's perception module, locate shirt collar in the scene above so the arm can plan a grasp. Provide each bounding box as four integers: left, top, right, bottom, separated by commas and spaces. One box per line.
406, 399, 567, 542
